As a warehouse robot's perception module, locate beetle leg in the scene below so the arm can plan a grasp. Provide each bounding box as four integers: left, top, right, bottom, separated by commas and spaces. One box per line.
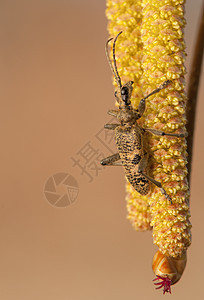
100, 153, 122, 166
141, 80, 171, 102
144, 128, 187, 138
137, 98, 146, 117
104, 123, 119, 130
138, 153, 172, 203
107, 109, 118, 117
137, 80, 172, 118
137, 152, 148, 171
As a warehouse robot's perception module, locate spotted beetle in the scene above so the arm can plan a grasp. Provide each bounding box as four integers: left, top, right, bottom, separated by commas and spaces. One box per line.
101, 32, 186, 203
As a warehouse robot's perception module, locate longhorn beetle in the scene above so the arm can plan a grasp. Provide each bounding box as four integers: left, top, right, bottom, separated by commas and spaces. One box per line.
100, 31, 187, 203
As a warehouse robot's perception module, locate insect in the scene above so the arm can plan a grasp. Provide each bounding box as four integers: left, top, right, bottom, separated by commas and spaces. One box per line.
152, 250, 187, 294
100, 31, 186, 203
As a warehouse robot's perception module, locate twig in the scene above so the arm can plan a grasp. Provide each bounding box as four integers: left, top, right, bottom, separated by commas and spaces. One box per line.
186, 5, 204, 183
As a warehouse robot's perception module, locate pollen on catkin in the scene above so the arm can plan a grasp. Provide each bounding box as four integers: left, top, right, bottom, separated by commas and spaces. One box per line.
106, 0, 191, 258
107, 0, 152, 231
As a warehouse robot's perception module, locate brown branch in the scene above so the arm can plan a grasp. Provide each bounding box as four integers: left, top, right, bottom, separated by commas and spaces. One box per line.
186, 4, 204, 184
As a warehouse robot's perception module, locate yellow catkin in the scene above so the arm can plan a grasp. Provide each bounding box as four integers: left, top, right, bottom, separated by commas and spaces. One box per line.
107, 0, 151, 231
106, 0, 191, 257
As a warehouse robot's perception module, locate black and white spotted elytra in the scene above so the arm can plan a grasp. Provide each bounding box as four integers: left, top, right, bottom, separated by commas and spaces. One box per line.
100, 32, 187, 203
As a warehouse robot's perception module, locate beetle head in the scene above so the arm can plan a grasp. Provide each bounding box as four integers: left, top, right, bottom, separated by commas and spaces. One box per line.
106, 32, 134, 108
120, 81, 134, 106
114, 80, 134, 108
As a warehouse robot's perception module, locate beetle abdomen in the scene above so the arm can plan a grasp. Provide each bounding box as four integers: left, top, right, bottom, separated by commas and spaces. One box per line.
115, 126, 150, 194
126, 171, 149, 195
115, 126, 142, 152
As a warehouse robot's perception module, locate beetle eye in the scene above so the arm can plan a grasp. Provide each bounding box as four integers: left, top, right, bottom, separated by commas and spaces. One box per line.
121, 87, 128, 95
121, 86, 130, 104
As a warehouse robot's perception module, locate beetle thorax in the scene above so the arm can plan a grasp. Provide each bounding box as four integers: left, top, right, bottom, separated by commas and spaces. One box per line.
118, 107, 136, 125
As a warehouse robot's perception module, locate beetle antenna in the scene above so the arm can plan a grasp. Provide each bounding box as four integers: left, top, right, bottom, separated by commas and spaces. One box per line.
105, 32, 122, 89
112, 31, 122, 89
105, 38, 116, 80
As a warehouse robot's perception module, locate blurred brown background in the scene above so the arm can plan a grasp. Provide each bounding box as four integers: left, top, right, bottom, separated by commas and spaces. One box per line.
0, 1, 203, 299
